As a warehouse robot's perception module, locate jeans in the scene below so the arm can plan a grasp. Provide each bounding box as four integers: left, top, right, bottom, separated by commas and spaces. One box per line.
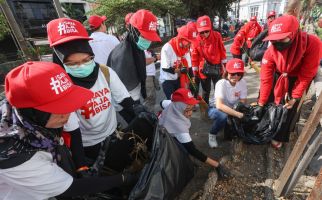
208, 107, 228, 135
162, 79, 180, 99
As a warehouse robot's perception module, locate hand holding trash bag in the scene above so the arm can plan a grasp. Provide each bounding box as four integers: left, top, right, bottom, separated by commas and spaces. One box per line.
253, 106, 263, 119
215, 164, 231, 179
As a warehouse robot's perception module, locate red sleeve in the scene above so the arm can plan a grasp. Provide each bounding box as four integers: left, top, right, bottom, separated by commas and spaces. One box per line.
191, 44, 201, 67
259, 49, 276, 105
217, 33, 227, 61
291, 35, 320, 98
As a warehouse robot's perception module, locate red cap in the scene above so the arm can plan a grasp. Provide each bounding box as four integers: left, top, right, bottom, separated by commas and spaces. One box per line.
226, 58, 245, 73
5, 61, 93, 114
47, 18, 92, 47
89, 15, 107, 29
125, 12, 133, 25
197, 15, 212, 32
267, 11, 276, 19
250, 16, 257, 21
171, 88, 199, 105
263, 15, 299, 41
129, 9, 161, 42
177, 22, 197, 42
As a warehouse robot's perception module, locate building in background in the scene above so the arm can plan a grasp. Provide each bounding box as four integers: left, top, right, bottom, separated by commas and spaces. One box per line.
229, 0, 288, 22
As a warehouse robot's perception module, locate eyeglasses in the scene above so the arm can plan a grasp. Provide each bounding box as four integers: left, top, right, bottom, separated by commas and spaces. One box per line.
64, 56, 95, 68
229, 72, 243, 76
200, 30, 210, 35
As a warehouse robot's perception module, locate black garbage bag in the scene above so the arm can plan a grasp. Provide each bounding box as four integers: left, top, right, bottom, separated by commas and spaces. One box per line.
249, 29, 269, 61
128, 126, 195, 200
230, 103, 288, 144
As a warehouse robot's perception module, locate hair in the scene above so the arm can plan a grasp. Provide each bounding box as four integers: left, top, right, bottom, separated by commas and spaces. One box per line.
285, 0, 302, 17
222, 71, 244, 80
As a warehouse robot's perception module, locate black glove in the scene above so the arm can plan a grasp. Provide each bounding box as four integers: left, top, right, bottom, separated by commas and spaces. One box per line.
122, 171, 140, 186
216, 164, 231, 179
253, 106, 264, 119
180, 67, 188, 74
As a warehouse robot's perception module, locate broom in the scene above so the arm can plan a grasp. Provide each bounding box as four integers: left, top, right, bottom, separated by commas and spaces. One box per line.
186, 72, 209, 120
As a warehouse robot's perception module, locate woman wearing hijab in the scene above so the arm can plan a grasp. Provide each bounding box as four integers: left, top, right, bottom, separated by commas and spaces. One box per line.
159, 23, 196, 99
159, 88, 230, 178
47, 18, 148, 174
256, 15, 321, 148
0, 62, 136, 200
191, 15, 227, 105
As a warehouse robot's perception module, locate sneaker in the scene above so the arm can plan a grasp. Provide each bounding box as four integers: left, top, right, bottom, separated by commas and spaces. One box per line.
271, 140, 282, 149
209, 134, 218, 148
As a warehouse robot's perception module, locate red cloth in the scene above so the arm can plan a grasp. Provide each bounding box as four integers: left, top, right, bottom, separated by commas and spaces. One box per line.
191, 30, 226, 79
168, 37, 190, 88
240, 21, 262, 48
230, 30, 246, 55
259, 32, 321, 105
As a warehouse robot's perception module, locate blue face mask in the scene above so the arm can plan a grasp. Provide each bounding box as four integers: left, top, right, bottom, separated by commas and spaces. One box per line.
136, 36, 152, 50
64, 59, 96, 78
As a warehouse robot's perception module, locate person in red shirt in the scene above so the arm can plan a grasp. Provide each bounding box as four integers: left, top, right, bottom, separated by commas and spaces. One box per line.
191, 15, 227, 104
230, 16, 261, 63
256, 15, 321, 148
264, 11, 276, 30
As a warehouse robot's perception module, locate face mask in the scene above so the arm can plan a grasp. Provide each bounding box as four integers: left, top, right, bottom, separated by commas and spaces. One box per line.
272, 40, 292, 51
64, 59, 96, 78
136, 36, 152, 50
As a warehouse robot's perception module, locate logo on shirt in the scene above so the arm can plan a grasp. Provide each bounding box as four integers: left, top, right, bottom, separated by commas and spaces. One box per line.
148, 21, 157, 31
50, 73, 72, 95
80, 88, 111, 119
262, 58, 268, 64
58, 21, 78, 36
192, 31, 197, 38
271, 23, 282, 33
200, 20, 207, 27
234, 91, 241, 98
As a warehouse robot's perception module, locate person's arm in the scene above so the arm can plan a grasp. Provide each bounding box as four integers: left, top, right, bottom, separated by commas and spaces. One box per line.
182, 142, 219, 167
216, 98, 243, 118
291, 35, 320, 100
258, 49, 276, 106
69, 128, 87, 169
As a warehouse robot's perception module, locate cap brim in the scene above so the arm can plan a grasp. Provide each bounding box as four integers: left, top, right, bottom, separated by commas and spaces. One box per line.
35, 85, 93, 114
263, 32, 292, 41
139, 30, 161, 42
197, 27, 211, 33
227, 69, 244, 73
50, 36, 93, 47
187, 98, 199, 105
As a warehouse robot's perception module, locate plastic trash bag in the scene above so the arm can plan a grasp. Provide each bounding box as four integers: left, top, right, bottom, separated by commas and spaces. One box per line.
230, 103, 288, 144
128, 126, 195, 200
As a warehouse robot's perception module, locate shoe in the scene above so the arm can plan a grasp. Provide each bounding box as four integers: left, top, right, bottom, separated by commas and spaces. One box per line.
271, 140, 282, 149
209, 134, 218, 148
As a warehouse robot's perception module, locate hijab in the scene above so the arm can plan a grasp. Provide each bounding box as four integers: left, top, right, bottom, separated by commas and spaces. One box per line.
159, 102, 191, 134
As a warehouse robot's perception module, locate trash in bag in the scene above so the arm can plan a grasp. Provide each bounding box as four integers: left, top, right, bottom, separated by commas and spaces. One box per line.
230, 102, 288, 144
128, 126, 195, 200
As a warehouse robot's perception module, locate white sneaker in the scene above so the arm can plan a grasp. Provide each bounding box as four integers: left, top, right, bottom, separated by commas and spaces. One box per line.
209, 134, 218, 148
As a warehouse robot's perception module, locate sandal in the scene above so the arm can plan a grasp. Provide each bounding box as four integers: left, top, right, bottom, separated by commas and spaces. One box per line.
271, 140, 282, 149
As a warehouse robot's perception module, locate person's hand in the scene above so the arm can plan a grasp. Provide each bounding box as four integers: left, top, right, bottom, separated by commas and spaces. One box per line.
191, 77, 196, 84
284, 98, 297, 109
215, 164, 231, 179
174, 68, 181, 74
180, 67, 188, 74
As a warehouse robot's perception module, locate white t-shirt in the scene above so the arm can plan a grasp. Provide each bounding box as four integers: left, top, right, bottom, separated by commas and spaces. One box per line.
214, 79, 247, 107
144, 50, 156, 76
159, 43, 192, 84
170, 132, 192, 143
64, 67, 130, 147
0, 151, 73, 200
89, 32, 120, 65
